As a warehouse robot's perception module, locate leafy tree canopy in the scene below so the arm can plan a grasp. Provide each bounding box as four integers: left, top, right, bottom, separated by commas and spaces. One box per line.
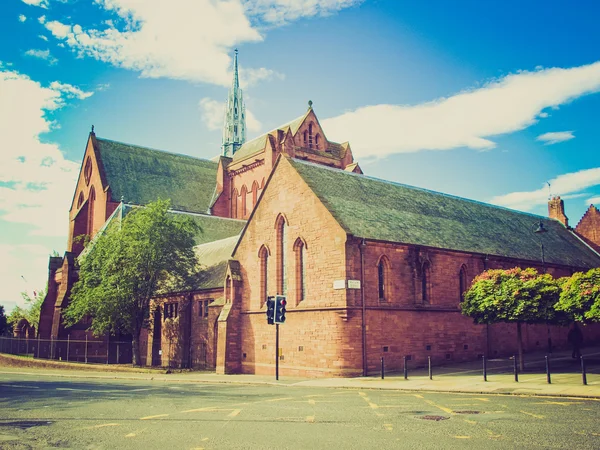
0, 305, 8, 335
7, 288, 46, 331
462, 267, 564, 325
556, 268, 600, 322
64, 199, 200, 365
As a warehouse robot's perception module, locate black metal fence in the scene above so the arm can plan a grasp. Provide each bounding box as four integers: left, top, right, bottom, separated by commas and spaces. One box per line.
0, 336, 133, 365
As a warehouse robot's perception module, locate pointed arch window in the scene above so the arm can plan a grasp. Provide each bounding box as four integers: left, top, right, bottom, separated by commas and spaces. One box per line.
259, 246, 269, 307
459, 265, 468, 302
276, 215, 287, 295
252, 181, 259, 208
226, 276, 232, 304
308, 123, 314, 148
77, 191, 84, 209
294, 238, 307, 304
315, 133, 320, 149
87, 186, 96, 236
84, 157, 92, 185
303, 131, 308, 146
232, 189, 238, 219
240, 185, 248, 218
422, 261, 431, 304
377, 256, 390, 301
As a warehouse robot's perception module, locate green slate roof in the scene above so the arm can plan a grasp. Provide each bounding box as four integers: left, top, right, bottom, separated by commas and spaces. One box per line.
94, 137, 218, 214
289, 159, 600, 268
171, 212, 245, 246
192, 236, 239, 289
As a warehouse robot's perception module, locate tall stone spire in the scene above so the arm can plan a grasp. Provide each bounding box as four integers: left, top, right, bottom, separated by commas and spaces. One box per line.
222, 49, 246, 157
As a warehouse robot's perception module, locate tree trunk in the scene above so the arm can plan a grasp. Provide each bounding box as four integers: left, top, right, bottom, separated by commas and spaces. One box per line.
132, 327, 141, 366
517, 322, 524, 372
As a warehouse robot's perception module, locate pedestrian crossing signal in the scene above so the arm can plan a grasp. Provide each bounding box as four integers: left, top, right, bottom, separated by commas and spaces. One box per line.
275, 295, 287, 324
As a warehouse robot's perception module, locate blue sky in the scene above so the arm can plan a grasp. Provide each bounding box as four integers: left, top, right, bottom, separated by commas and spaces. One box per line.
2, 0, 600, 312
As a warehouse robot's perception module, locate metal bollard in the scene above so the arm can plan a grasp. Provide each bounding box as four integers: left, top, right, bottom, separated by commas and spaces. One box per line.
513, 355, 519, 382
403, 356, 408, 380
545, 355, 551, 384
483, 355, 487, 382
381, 357, 385, 380
581, 356, 587, 386
428, 356, 432, 380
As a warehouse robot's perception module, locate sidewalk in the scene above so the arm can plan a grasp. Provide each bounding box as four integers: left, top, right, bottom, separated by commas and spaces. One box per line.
1, 346, 599, 398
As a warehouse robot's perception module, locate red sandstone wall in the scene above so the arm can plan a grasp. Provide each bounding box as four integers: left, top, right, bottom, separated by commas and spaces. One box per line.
234, 156, 351, 376
575, 205, 600, 252
67, 135, 111, 253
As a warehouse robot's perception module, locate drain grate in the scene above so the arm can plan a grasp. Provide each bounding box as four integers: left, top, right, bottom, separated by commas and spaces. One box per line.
454, 410, 481, 415
420, 415, 449, 421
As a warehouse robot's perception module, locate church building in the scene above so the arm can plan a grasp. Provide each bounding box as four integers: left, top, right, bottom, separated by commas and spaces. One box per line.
39, 52, 600, 377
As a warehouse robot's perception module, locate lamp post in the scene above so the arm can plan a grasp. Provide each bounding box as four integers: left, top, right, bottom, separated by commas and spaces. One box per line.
534, 221, 552, 353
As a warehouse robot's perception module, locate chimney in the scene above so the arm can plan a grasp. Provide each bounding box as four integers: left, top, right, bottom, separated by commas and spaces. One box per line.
548, 196, 569, 227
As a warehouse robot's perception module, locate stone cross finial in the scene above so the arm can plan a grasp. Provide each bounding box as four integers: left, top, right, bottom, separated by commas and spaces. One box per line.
308, 100, 313, 110
91, 125, 95, 134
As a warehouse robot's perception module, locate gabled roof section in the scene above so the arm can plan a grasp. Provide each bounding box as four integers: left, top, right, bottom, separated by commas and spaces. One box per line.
168, 210, 245, 245
192, 235, 239, 290
94, 137, 218, 213
232, 110, 311, 162
289, 159, 600, 268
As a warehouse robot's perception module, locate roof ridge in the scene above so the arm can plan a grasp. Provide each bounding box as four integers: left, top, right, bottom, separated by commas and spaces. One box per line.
96, 137, 215, 165
289, 158, 550, 221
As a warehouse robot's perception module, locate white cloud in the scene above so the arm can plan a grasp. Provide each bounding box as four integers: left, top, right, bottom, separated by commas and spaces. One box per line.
243, 0, 363, 26
18, 14, 27, 22
491, 168, 600, 211
41, 0, 352, 86
0, 244, 52, 312
199, 98, 225, 131
586, 196, 600, 206
39, 34, 49, 41
536, 131, 575, 145
24, 48, 58, 65
323, 61, 600, 159
0, 69, 91, 238
22, 0, 49, 8
49, 81, 94, 99
199, 97, 262, 133
245, 108, 262, 133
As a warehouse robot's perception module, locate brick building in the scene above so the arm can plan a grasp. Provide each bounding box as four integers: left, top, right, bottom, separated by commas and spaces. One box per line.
39, 53, 600, 376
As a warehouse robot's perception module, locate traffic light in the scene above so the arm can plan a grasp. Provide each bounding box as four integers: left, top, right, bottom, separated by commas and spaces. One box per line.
274, 295, 287, 324
266, 296, 275, 325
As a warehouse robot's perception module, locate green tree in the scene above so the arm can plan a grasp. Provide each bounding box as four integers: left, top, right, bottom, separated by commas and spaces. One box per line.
461, 267, 563, 370
65, 199, 199, 366
6, 287, 46, 335
556, 268, 600, 322
0, 305, 8, 335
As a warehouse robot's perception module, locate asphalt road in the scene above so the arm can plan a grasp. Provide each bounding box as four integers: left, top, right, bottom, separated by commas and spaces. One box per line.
0, 372, 599, 450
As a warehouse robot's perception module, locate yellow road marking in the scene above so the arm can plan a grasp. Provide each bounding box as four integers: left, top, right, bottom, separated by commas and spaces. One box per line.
359, 392, 368, 397
140, 414, 169, 420
306, 416, 315, 423
422, 399, 454, 415
454, 436, 471, 439
520, 410, 545, 419
227, 409, 241, 417
86, 423, 119, 429
474, 398, 490, 402
368, 402, 379, 410
464, 419, 476, 425
384, 424, 393, 431
534, 401, 583, 406
182, 408, 211, 413
413, 394, 424, 399
125, 433, 136, 438
308, 399, 316, 405
265, 397, 294, 402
